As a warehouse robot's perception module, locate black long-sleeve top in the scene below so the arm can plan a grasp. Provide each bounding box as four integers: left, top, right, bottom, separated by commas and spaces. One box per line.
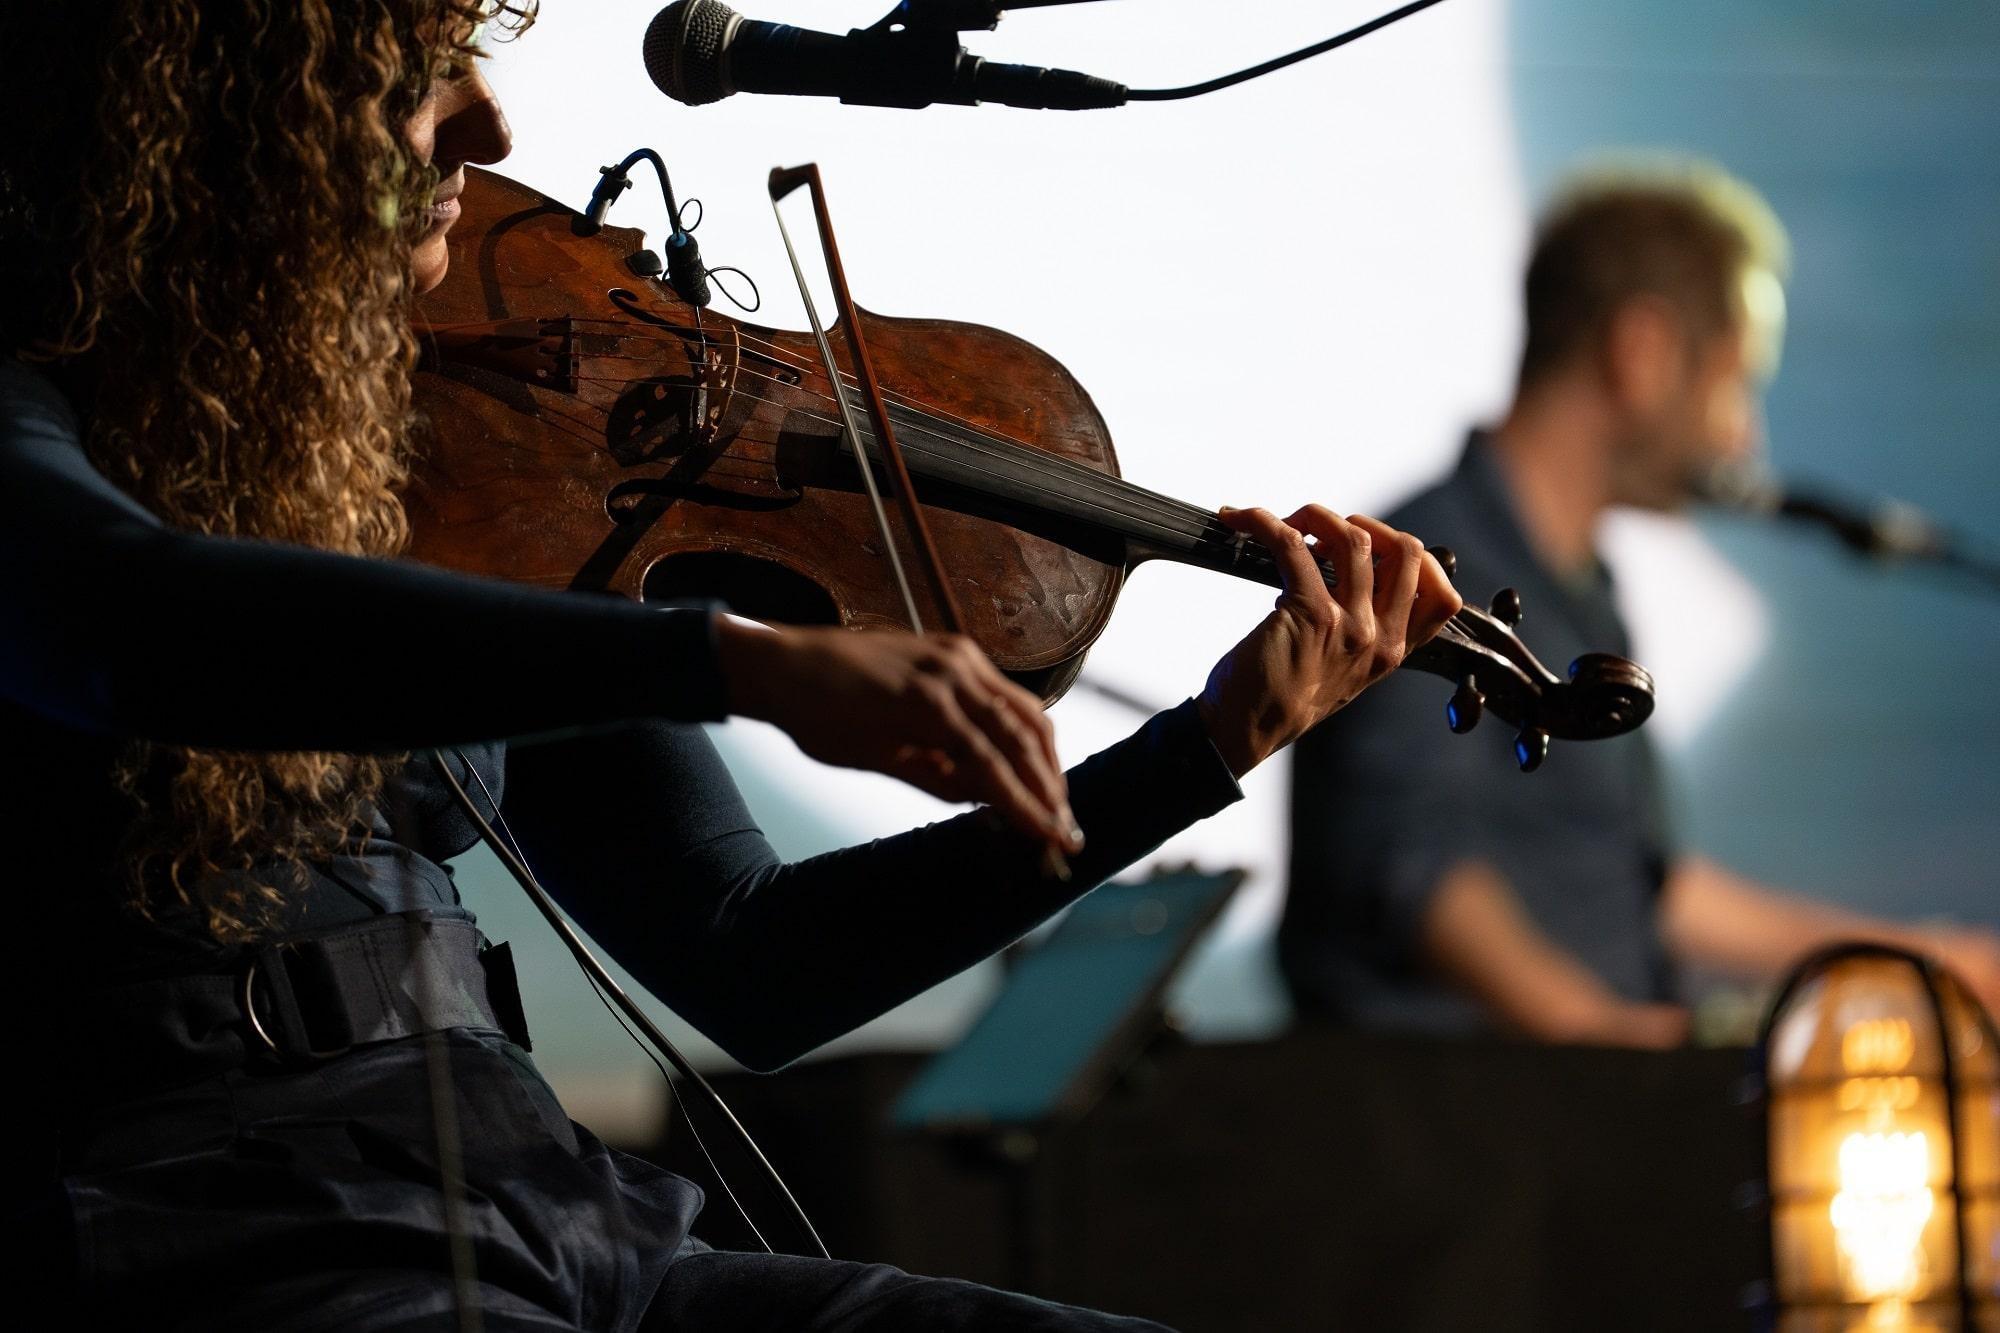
0, 357, 1242, 1076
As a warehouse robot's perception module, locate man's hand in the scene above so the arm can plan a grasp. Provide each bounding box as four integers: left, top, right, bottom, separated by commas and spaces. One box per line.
1663, 859, 2000, 1022
1422, 859, 1692, 1048
716, 619, 1081, 858
1196, 506, 1461, 777
1563, 998, 1693, 1050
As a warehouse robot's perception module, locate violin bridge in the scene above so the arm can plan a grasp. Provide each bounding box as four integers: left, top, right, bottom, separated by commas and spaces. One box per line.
690, 325, 740, 446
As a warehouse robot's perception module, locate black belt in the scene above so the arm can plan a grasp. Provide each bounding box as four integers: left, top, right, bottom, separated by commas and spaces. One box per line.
70, 911, 532, 1104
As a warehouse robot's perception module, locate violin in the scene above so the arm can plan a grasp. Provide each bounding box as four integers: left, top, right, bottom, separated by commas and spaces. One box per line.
408, 166, 1654, 769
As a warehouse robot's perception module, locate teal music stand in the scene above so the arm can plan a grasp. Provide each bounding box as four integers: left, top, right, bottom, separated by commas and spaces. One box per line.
890, 865, 1245, 1133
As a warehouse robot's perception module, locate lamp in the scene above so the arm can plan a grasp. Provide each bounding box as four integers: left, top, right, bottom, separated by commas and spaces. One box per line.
1750, 943, 1999, 1331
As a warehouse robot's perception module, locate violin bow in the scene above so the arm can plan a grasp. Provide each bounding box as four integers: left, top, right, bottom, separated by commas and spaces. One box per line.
767, 166, 1074, 876
766, 164, 966, 636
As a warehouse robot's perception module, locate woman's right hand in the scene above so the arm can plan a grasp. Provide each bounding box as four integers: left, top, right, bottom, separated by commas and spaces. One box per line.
714, 618, 1082, 858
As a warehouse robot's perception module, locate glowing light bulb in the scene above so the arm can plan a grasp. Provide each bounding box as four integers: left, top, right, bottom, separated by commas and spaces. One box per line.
1829, 1130, 1933, 1304
1842, 1018, 1916, 1075
1826, 1016, 1938, 1325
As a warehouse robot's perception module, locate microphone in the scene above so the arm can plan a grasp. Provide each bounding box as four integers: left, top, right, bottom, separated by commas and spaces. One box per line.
1700, 463, 1954, 563
643, 0, 1128, 110
572, 150, 714, 309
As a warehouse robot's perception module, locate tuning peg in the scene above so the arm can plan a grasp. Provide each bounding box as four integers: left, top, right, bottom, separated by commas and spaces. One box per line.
1489, 587, 1523, 626
1446, 676, 1483, 734
1426, 545, 1457, 579
1513, 727, 1550, 773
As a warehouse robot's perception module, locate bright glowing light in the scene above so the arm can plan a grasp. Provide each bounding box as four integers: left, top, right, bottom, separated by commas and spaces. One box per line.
1829, 1130, 1934, 1303
1842, 1018, 1916, 1075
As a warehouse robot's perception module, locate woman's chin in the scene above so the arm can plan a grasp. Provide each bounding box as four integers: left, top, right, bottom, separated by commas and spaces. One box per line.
412, 242, 449, 295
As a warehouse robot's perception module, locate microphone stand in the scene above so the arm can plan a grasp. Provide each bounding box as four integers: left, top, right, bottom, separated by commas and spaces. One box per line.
1705, 476, 2000, 600
892, 0, 1116, 32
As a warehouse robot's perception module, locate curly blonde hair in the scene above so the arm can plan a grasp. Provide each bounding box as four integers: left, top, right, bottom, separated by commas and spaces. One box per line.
0, 1, 533, 940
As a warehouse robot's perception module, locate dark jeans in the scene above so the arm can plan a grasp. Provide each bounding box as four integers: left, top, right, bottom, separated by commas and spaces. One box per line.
54, 1031, 1174, 1331
74, 1242, 1175, 1331
249, 1246, 1176, 1331
645, 1245, 1176, 1333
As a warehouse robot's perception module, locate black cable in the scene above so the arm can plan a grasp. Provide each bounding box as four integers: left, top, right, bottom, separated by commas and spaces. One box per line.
448, 753, 782, 1256
414, 946, 484, 1333
429, 748, 831, 1260
1126, 0, 1451, 102
589, 148, 739, 310
664, 194, 764, 313
703, 264, 762, 313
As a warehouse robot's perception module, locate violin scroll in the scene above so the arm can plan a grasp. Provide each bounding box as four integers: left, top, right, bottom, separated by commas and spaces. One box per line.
1402, 590, 1655, 769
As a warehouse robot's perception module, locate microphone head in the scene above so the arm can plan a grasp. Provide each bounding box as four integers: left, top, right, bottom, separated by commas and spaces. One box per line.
1694, 458, 1780, 513
645, 0, 741, 106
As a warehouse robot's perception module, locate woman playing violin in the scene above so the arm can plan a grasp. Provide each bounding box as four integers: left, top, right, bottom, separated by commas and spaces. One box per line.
0, 3, 1457, 1328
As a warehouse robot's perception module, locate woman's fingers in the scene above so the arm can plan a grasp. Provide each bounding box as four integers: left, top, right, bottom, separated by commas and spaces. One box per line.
1410, 547, 1463, 645
1216, 506, 1330, 611
919, 638, 1078, 853
1284, 505, 1374, 633
951, 665, 1078, 849
1347, 514, 1422, 667
1215, 503, 1459, 657
919, 688, 1055, 840
743, 626, 1078, 858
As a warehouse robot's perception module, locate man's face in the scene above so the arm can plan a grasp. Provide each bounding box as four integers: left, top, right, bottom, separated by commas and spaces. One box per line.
405, 63, 512, 294
1611, 267, 1784, 510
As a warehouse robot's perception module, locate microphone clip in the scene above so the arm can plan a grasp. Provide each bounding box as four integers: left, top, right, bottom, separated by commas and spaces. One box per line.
878, 0, 1004, 34
575, 147, 763, 314
573, 163, 636, 238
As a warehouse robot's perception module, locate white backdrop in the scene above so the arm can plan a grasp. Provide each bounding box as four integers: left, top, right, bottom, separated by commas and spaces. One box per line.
466, 0, 1762, 1127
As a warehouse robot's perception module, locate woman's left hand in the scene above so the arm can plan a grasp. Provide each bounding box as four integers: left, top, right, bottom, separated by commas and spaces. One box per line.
1196, 506, 1461, 777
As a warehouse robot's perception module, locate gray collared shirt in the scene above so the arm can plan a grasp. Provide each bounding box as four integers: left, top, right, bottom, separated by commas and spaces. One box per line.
1280, 434, 1675, 1034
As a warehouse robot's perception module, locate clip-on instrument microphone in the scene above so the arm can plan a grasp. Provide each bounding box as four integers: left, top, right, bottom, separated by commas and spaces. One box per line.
575, 148, 712, 308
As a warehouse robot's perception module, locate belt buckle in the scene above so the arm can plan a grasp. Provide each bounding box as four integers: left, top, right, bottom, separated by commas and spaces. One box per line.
238, 947, 350, 1062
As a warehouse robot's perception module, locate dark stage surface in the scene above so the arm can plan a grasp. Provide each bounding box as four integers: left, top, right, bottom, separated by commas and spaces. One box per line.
649, 1028, 1762, 1333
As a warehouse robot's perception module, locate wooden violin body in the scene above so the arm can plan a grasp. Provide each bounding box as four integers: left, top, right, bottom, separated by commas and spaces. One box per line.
410, 167, 1654, 762
412, 166, 1122, 699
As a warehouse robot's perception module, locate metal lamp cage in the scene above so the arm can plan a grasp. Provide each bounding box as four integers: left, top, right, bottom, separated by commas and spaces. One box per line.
1748, 943, 2000, 1332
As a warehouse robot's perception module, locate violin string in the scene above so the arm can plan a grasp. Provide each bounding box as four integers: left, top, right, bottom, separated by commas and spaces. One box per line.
489, 320, 1377, 572
560, 366, 1488, 650
537, 317, 1262, 542
436, 318, 1152, 520
560, 315, 1093, 465
564, 368, 1216, 544
594, 326, 1229, 536
563, 353, 1490, 646
567, 366, 1232, 556
575, 348, 1164, 519
453, 323, 1490, 650
568, 350, 1230, 543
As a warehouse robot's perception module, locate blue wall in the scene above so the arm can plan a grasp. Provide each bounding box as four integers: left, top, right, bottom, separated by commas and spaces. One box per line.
1509, 3, 2000, 924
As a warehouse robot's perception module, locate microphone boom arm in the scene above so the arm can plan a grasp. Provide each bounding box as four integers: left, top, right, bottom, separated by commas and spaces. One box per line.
885, 0, 1118, 34
1709, 475, 2000, 600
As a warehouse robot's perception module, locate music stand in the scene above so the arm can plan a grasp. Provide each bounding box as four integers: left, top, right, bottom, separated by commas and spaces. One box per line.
888, 865, 1245, 1290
